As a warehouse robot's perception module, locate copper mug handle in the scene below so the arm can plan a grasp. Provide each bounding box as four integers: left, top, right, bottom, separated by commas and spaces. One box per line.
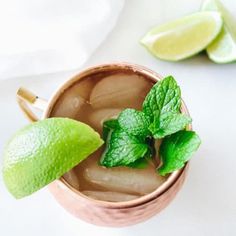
16, 87, 48, 122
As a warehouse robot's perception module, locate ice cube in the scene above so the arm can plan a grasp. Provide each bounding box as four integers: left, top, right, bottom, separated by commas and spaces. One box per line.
63, 170, 80, 190
52, 92, 86, 118
82, 190, 139, 202
51, 78, 95, 118
90, 73, 153, 109
88, 108, 121, 133
69, 77, 95, 100
83, 160, 166, 195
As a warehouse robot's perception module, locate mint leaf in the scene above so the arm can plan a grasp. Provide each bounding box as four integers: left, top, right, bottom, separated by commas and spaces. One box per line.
127, 147, 153, 169
142, 76, 189, 138
127, 157, 149, 169
102, 119, 119, 140
143, 76, 181, 122
149, 112, 192, 139
158, 131, 201, 176
100, 128, 149, 167
118, 108, 151, 139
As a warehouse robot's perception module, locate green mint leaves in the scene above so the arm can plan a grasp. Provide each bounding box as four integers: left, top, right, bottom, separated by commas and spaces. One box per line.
100, 127, 150, 167
143, 76, 181, 120
158, 131, 201, 176
143, 76, 190, 138
149, 112, 192, 139
100, 76, 201, 175
118, 109, 151, 139
100, 109, 152, 168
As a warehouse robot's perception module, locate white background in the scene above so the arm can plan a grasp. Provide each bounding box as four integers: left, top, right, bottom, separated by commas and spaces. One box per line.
0, 0, 236, 235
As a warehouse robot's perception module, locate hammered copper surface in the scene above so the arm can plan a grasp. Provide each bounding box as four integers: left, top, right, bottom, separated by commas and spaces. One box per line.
49, 165, 187, 227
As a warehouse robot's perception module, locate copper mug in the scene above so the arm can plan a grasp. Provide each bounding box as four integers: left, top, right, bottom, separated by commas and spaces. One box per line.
16, 63, 190, 227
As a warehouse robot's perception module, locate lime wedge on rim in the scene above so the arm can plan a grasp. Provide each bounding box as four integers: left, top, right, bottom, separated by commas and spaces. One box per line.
202, 0, 236, 63
2, 118, 104, 199
140, 11, 223, 61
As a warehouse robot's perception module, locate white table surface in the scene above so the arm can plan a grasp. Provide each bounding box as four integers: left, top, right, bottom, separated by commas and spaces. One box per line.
1, 0, 236, 235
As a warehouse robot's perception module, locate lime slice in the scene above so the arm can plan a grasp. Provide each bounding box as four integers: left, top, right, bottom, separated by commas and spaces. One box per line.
140, 12, 223, 61
2, 118, 103, 199
207, 27, 236, 63
202, 0, 236, 63
215, 0, 236, 40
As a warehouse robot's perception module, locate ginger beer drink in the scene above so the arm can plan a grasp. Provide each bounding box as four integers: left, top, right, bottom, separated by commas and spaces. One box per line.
51, 72, 166, 202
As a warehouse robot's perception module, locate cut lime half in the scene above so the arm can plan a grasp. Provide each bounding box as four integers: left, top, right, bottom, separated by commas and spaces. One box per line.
2, 118, 104, 199
140, 11, 223, 61
202, 0, 236, 63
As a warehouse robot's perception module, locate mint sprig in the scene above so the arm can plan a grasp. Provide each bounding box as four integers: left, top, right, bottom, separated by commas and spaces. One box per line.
100, 76, 201, 175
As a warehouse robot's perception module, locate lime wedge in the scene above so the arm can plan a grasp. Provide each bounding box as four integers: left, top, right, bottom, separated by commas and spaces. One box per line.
207, 27, 236, 63
140, 12, 223, 61
2, 118, 103, 199
215, 0, 236, 40
202, 0, 236, 63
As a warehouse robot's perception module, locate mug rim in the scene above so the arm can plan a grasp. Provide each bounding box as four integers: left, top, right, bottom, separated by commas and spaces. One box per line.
43, 62, 191, 208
